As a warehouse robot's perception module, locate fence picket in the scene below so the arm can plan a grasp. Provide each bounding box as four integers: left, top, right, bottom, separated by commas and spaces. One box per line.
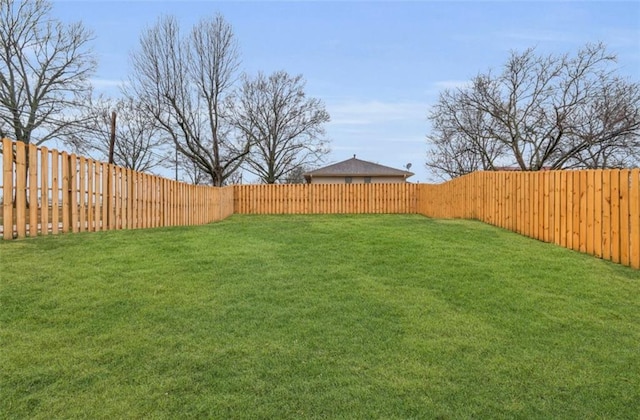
586, 170, 595, 255
15, 142, 27, 239
2, 138, 13, 239
594, 170, 603, 258
610, 170, 621, 264
87, 159, 94, 232
41, 147, 49, 235
579, 170, 587, 253
94, 159, 101, 231
620, 169, 630, 267
630, 169, 640, 269
553, 171, 561, 245
79, 156, 86, 233
28, 144, 38, 236
572, 172, 581, 251
1, 140, 638, 269
70, 154, 78, 233
51, 150, 60, 235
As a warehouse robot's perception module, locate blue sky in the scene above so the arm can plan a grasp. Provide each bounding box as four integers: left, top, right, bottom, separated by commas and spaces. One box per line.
52, 0, 640, 183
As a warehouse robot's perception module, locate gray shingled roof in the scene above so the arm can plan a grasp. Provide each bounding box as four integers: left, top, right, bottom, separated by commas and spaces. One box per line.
304, 156, 414, 180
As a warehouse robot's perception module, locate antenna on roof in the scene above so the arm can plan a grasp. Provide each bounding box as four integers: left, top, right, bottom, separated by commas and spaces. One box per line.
405, 163, 412, 171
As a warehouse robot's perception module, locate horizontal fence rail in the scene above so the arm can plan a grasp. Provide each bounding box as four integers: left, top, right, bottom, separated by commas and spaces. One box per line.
419, 170, 640, 270
0, 138, 234, 239
234, 183, 418, 214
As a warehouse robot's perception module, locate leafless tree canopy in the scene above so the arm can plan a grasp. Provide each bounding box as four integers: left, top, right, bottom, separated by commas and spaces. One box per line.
229, 71, 330, 184
0, 0, 96, 145
169, 152, 211, 185
67, 97, 167, 172
426, 43, 640, 180
283, 165, 309, 184
128, 14, 248, 186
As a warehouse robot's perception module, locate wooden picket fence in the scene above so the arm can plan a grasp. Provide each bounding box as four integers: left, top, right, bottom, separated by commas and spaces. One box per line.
233, 183, 418, 214
234, 171, 639, 269
2, 139, 638, 269
419, 170, 640, 269
0, 138, 234, 239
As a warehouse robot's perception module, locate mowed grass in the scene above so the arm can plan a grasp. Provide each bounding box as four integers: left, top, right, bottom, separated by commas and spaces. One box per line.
1, 214, 638, 418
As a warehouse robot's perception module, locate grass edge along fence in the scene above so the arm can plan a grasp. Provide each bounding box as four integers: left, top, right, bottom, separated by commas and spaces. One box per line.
418, 170, 640, 270
234, 171, 639, 270
1, 138, 234, 239
2, 138, 639, 270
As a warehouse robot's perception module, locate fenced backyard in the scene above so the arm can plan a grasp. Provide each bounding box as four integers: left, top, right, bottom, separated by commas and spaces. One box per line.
2, 140, 639, 417
1, 138, 639, 269
2, 215, 638, 417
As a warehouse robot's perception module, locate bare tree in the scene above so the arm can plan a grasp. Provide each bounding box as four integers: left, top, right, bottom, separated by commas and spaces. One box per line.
67, 96, 168, 172
565, 76, 640, 168
172, 152, 212, 185
0, 0, 96, 145
284, 165, 308, 184
426, 43, 640, 179
229, 71, 330, 184
426, 87, 506, 180
127, 14, 248, 186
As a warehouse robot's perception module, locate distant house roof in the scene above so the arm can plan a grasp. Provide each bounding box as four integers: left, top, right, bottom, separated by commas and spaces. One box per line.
304, 155, 414, 181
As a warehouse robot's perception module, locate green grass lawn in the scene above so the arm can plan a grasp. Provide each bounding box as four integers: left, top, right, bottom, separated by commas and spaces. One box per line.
1, 214, 638, 418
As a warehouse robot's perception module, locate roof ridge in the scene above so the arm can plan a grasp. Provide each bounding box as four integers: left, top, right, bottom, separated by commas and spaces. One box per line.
304, 156, 414, 178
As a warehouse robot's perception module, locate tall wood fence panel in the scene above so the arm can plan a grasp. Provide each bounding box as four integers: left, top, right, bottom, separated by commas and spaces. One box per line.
1, 139, 234, 239
2, 138, 637, 269
418, 170, 640, 269
234, 183, 418, 214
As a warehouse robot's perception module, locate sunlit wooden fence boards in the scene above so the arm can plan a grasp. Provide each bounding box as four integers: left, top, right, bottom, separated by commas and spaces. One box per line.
233, 172, 638, 269
233, 183, 418, 214
0, 138, 234, 239
419, 170, 640, 270
2, 139, 638, 269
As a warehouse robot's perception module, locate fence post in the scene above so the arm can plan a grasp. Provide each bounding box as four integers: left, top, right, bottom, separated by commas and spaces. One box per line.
28, 144, 38, 236
40, 146, 49, 236
2, 138, 14, 239
69, 154, 78, 233
630, 169, 640, 269
15, 142, 27, 239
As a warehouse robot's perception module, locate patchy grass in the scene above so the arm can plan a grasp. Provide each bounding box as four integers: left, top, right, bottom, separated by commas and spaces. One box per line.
1, 214, 638, 418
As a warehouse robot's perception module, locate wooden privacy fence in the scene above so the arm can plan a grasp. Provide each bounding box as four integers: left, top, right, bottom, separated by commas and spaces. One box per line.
234, 183, 418, 214
419, 170, 640, 269
0, 138, 234, 239
1, 139, 638, 269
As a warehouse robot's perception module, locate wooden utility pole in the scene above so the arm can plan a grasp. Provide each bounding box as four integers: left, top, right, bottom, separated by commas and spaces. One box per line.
108, 111, 116, 164
107, 111, 116, 228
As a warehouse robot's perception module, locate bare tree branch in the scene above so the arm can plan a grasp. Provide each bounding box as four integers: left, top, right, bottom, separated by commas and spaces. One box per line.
0, 0, 96, 145
229, 71, 330, 184
427, 43, 640, 179
127, 14, 247, 186
65, 96, 169, 172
